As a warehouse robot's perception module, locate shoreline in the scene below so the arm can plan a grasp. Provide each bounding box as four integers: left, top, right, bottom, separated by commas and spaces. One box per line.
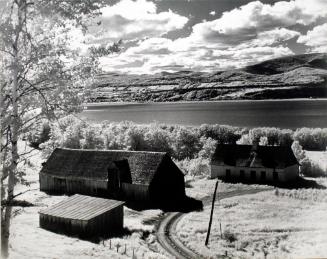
84, 98, 327, 107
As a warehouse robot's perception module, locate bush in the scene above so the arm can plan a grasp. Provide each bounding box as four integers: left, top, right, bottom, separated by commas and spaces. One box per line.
300, 157, 326, 177
199, 124, 241, 144
170, 126, 201, 159
223, 229, 237, 242
27, 119, 51, 148
176, 157, 210, 177
294, 128, 327, 150
82, 125, 105, 150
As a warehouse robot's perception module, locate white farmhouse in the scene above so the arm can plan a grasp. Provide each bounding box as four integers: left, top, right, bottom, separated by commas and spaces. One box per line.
210, 143, 299, 183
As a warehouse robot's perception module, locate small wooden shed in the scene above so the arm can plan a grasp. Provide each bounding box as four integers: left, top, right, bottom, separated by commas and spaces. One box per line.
39, 194, 124, 238
40, 148, 186, 207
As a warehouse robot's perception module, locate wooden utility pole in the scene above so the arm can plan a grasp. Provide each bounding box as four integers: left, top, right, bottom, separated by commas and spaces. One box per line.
205, 180, 219, 246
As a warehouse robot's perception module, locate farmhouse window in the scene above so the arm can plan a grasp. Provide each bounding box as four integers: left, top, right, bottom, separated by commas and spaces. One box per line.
250, 170, 256, 181
240, 170, 245, 179
261, 171, 266, 181
226, 169, 231, 179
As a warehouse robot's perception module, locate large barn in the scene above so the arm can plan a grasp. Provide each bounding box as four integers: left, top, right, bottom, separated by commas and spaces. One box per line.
40, 148, 186, 207
210, 144, 299, 183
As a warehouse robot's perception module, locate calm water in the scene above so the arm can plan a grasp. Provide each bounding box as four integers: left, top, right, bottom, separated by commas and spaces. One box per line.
81, 99, 327, 129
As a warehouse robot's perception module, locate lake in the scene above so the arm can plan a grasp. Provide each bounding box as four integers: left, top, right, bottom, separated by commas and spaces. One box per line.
81, 99, 327, 129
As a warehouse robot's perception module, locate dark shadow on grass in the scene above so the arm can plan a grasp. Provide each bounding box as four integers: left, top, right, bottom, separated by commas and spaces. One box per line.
1, 199, 35, 207
124, 195, 203, 213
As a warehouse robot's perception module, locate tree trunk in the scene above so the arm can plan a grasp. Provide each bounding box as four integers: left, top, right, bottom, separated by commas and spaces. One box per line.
1, 1, 24, 257
1, 206, 12, 258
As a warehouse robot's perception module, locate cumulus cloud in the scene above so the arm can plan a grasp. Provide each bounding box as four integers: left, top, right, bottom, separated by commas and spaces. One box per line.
99, 0, 327, 74
87, 0, 188, 43
297, 23, 327, 52
189, 0, 327, 46
100, 37, 294, 74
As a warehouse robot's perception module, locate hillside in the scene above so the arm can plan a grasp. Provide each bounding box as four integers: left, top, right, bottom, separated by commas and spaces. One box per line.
90, 53, 327, 102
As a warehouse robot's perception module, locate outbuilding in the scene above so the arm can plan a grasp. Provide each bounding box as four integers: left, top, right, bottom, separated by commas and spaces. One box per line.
39, 194, 124, 238
210, 143, 299, 183
40, 148, 186, 207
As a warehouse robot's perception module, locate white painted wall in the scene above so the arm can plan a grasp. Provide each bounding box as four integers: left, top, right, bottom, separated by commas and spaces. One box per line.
210, 164, 299, 182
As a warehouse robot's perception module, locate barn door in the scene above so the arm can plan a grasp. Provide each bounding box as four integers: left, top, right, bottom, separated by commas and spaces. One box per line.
107, 167, 121, 198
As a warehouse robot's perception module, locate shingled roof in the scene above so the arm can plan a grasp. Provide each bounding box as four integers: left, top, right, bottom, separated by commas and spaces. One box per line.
211, 144, 298, 169
40, 148, 167, 185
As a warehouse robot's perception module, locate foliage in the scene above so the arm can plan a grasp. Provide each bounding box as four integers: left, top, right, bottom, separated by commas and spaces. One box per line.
300, 157, 326, 177
199, 124, 241, 144
175, 157, 211, 177
291, 141, 306, 161
26, 119, 51, 148
294, 128, 327, 150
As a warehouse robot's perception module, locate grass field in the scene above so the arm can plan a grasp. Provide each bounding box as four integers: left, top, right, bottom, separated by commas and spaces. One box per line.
176, 186, 327, 258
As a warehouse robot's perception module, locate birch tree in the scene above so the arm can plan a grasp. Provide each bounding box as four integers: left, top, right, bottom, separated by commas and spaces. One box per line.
0, 0, 118, 257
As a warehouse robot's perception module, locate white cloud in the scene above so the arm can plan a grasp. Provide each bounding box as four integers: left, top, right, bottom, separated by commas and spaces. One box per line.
99, 0, 327, 74
237, 28, 301, 48
100, 37, 294, 74
87, 0, 188, 43
189, 0, 327, 45
297, 23, 327, 52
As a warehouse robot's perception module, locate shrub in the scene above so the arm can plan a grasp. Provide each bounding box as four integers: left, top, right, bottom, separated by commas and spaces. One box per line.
223, 229, 237, 242
199, 124, 241, 144
27, 119, 51, 148
291, 141, 306, 161
170, 126, 201, 159
198, 137, 217, 159
300, 157, 326, 177
82, 125, 105, 150
175, 157, 210, 177
294, 128, 327, 150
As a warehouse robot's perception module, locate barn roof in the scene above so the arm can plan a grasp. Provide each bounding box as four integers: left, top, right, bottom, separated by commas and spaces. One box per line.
211, 144, 298, 169
40, 148, 167, 185
39, 194, 124, 221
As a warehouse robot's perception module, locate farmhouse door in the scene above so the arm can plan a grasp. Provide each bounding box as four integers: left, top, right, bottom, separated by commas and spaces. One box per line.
273, 171, 278, 181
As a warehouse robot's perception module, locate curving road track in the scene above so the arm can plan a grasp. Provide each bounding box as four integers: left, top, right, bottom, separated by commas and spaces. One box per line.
157, 188, 270, 259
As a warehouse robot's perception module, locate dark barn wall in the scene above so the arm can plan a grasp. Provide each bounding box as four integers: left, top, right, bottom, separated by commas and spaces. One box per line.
120, 183, 149, 202
39, 205, 124, 238
39, 173, 108, 197
87, 205, 124, 236
149, 156, 186, 205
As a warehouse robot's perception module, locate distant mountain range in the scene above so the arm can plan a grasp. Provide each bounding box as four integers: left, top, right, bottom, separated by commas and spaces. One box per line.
90, 53, 327, 102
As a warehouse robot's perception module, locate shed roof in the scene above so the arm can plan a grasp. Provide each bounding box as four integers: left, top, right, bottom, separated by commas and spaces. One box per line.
211, 144, 298, 169
40, 148, 167, 184
39, 194, 124, 221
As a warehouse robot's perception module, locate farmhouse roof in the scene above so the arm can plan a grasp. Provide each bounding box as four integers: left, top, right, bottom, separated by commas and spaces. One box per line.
211, 144, 298, 169
40, 148, 167, 185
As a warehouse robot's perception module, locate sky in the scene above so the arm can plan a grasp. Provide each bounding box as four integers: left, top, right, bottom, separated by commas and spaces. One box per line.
78, 0, 327, 74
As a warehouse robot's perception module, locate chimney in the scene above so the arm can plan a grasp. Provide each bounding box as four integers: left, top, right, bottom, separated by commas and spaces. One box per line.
252, 137, 260, 152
